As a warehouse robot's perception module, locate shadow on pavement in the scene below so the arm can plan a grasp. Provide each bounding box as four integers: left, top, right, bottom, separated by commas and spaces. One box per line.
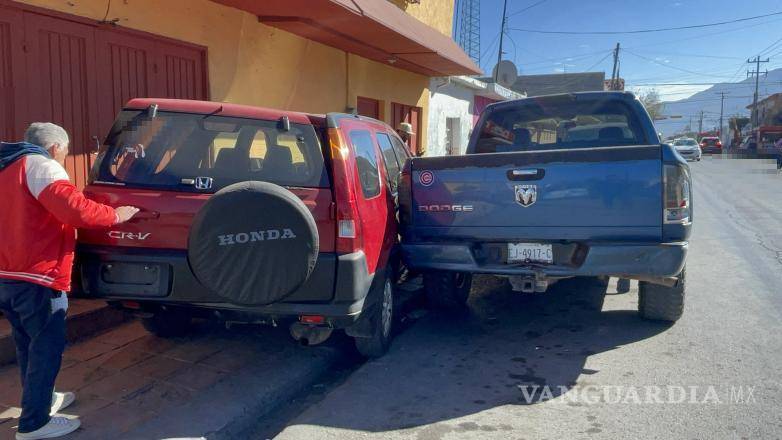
283, 275, 672, 433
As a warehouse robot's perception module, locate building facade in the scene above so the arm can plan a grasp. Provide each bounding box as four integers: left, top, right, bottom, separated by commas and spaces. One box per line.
0, 0, 479, 186
426, 76, 524, 156
747, 93, 782, 127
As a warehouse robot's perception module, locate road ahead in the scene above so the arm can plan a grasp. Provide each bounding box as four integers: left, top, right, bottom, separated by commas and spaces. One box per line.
274, 157, 782, 439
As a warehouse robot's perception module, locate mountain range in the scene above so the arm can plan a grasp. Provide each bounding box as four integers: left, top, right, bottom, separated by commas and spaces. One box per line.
655, 67, 782, 137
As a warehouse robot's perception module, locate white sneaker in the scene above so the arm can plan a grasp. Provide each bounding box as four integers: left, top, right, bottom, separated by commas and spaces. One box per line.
50, 392, 75, 415
15, 416, 81, 440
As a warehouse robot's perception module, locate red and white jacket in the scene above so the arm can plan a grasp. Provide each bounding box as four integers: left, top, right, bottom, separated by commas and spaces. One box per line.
0, 154, 117, 291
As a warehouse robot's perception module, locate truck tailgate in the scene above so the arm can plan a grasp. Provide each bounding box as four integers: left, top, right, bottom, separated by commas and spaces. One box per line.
408, 145, 662, 241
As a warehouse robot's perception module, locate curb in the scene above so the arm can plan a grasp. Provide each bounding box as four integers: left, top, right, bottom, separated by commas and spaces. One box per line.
121, 341, 345, 439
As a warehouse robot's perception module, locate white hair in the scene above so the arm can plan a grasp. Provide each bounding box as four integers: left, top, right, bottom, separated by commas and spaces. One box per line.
24, 122, 69, 149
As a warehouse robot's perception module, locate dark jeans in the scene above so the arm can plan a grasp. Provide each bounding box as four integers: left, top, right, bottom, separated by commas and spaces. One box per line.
0, 279, 66, 433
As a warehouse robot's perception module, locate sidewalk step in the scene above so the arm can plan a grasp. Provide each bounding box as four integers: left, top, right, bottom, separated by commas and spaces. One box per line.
0, 300, 127, 366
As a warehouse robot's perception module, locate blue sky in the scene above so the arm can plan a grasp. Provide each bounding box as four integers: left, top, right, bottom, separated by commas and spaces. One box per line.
466, 0, 782, 100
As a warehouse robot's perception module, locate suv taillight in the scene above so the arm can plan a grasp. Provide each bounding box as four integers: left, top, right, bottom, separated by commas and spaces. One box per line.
328, 127, 364, 254
664, 164, 691, 224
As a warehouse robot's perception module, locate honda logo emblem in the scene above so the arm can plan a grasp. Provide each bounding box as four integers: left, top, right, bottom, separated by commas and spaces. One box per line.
514, 184, 537, 207
194, 177, 213, 190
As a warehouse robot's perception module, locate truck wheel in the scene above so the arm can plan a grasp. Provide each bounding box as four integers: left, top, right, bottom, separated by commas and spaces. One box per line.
571, 277, 608, 311
142, 309, 192, 338
354, 269, 396, 358
423, 272, 472, 310
638, 269, 686, 322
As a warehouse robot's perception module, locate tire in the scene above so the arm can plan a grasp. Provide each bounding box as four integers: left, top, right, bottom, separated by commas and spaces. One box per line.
188, 181, 319, 306
638, 269, 685, 322
572, 277, 608, 311
354, 269, 396, 358
423, 272, 472, 310
142, 309, 193, 338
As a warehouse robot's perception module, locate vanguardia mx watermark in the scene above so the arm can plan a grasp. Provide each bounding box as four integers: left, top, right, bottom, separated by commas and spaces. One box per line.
517, 385, 757, 405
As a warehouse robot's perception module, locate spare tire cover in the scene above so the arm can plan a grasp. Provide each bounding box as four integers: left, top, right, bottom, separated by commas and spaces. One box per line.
188, 181, 319, 305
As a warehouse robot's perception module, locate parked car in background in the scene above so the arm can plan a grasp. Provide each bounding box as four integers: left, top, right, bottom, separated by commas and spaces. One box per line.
400, 92, 691, 322
699, 136, 722, 154
673, 138, 702, 161
77, 98, 412, 358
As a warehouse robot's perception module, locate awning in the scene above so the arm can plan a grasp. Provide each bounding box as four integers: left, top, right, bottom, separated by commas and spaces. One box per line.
211, 0, 482, 77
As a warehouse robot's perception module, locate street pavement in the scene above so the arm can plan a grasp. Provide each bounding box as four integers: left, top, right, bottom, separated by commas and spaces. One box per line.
275, 157, 782, 439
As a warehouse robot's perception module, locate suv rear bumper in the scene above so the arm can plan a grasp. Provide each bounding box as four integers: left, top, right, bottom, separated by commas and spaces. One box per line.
75, 246, 373, 327
402, 242, 687, 279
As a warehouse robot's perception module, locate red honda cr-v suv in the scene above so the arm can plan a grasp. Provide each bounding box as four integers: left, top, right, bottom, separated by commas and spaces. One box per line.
76, 98, 411, 357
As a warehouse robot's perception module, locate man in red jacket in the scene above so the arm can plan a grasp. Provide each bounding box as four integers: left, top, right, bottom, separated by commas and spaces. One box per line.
0, 123, 139, 440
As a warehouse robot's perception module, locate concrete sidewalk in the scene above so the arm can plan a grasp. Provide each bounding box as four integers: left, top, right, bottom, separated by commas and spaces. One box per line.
0, 319, 347, 439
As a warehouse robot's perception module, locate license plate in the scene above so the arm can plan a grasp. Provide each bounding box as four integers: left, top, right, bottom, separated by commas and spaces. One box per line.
507, 243, 553, 264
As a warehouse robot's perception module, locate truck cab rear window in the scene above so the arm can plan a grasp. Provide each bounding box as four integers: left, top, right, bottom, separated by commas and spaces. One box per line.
472, 97, 646, 154
95, 111, 329, 191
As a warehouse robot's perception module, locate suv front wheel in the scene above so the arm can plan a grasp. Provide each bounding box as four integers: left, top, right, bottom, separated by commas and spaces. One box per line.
354, 267, 397, 358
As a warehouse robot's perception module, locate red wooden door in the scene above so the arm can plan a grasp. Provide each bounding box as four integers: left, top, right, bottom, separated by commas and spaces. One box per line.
95, 30, 157, 139
157, 42, 208, 100
96, 32, 207, 142
23, 12, 99, 189
4, 2, 208, 189
0, 5, 25, 142
391, 102, 422, 155
357, 96, 380, 119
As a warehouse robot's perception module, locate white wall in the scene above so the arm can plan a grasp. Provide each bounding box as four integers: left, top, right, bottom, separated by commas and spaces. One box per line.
426, 79, 476, 156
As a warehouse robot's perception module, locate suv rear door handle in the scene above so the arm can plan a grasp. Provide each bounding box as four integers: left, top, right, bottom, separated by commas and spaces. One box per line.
507, 168, 545, 181
130, 211, 160, 221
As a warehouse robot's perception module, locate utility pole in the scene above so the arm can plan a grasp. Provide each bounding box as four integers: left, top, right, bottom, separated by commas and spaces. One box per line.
698, 110, 704, 135
610, 43, 621, 90
747, 56, 769, 132
494, 0, 508, 82
715, 91, 729, 142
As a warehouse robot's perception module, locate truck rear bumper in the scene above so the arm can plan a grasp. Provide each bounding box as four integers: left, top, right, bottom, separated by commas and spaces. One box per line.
402, 242, 687, 278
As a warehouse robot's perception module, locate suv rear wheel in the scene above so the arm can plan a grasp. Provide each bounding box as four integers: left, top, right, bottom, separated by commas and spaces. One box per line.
423, 272, 472, 310
142, 309, 193, 338
638, 268, 686, 322
354, 268, 396, 358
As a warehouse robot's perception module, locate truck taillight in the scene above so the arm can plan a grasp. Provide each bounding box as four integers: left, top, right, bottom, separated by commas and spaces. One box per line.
328, 128, 363, 254
664, 164, 691, 224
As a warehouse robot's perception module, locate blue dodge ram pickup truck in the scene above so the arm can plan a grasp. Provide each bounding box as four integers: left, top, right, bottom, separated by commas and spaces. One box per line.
400, 92, 691, 322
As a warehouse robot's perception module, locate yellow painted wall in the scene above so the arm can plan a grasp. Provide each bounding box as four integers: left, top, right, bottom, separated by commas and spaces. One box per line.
390, 0, 455, 37
14, 0, 432, 147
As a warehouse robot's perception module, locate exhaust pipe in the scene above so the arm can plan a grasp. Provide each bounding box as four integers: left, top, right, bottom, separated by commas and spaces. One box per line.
289, 322, 333, 346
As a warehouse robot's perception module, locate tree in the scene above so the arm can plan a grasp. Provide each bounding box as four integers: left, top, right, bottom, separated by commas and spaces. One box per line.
639, 89, 664, 121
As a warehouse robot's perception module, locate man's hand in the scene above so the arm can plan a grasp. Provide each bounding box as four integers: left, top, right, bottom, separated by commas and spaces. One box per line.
114, 206, 140, 224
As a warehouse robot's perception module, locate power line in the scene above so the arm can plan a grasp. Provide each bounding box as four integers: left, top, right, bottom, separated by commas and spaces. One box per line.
508, 10, 782, 34
624, 49, 740, 78
626, 50, 743, 60
507, 0, 549, 18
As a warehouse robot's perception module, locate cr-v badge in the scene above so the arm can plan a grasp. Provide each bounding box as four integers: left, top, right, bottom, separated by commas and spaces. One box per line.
108, 231, 151, 240
515, 184, 537, 207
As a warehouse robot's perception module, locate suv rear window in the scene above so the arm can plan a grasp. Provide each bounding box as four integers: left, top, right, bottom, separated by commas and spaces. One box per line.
94, 110, 329, 191
472, 96, 647, 154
